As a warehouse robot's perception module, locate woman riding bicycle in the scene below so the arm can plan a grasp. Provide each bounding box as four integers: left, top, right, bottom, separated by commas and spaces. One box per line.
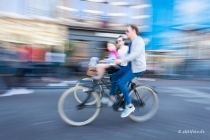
111, 24, 146, 118
100, 35, 129, 107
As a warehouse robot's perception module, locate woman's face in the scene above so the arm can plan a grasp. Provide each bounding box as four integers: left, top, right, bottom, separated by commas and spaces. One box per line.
107, 43, 116, 51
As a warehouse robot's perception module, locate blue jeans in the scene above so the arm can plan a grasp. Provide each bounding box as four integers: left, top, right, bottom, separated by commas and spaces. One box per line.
110, 66, 145, 105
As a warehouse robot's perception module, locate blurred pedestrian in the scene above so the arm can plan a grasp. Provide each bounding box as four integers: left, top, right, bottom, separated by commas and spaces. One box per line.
0, 44, 34, 97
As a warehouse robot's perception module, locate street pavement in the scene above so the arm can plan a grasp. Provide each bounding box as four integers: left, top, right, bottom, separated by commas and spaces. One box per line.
0, 79, 210, 140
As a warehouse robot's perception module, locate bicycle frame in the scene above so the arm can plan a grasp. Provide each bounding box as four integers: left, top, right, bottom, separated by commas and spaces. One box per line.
59, 76, 159, 126
77, 78, 140, 108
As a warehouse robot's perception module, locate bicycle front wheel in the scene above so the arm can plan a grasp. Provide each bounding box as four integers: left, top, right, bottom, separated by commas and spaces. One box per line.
58, 86, 101, 126
74, 78, 103, 105
129, 86, 158, 122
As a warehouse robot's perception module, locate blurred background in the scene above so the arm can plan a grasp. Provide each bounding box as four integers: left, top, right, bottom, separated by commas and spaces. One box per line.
0, 0, 210, 88
0, 1, 210, 140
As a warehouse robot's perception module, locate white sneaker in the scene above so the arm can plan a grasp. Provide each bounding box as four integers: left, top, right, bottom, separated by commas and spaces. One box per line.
107, 100, 114, 107
121, 105, 135, 118
101, 97, 115, 107
100, 97, 110, 104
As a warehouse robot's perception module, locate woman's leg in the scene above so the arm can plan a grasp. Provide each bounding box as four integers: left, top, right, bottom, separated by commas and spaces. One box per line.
117, 69, 145, 106
110, 66, 129, 96
117, 68, 136, 106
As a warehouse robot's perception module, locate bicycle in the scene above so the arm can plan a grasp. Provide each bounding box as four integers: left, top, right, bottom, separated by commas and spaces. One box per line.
73, 66, 133, 105
58, 73, 159, 126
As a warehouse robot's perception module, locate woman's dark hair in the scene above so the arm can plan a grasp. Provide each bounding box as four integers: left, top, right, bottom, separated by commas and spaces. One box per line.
117, 35, 125, 41
128, 24, 139, 34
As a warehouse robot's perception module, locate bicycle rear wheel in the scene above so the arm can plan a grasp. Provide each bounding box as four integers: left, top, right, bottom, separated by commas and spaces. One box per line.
58, 86, 101, 126
129, 85, 158, 122
74, 78, 103, 105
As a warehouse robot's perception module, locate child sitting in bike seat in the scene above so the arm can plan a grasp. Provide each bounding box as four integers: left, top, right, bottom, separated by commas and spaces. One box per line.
92, 41, 119, 80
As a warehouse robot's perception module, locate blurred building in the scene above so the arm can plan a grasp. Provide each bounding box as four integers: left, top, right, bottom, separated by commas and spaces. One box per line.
0, 0, 153, 76
58, 0, 152, 61
0, 0, 209, 79
0, 0, 152, 58
145, 0, 210, 79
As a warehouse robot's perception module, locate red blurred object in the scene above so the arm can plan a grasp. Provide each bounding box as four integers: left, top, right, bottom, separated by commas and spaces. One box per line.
31, 47, 46, 62
17, 45, 46, 62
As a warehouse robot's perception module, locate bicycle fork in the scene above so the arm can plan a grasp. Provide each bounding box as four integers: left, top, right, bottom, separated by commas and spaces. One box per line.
133, 89, 145, 107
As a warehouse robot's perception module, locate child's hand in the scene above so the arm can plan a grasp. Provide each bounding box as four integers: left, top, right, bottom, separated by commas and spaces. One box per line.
115, 59, 122, 65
